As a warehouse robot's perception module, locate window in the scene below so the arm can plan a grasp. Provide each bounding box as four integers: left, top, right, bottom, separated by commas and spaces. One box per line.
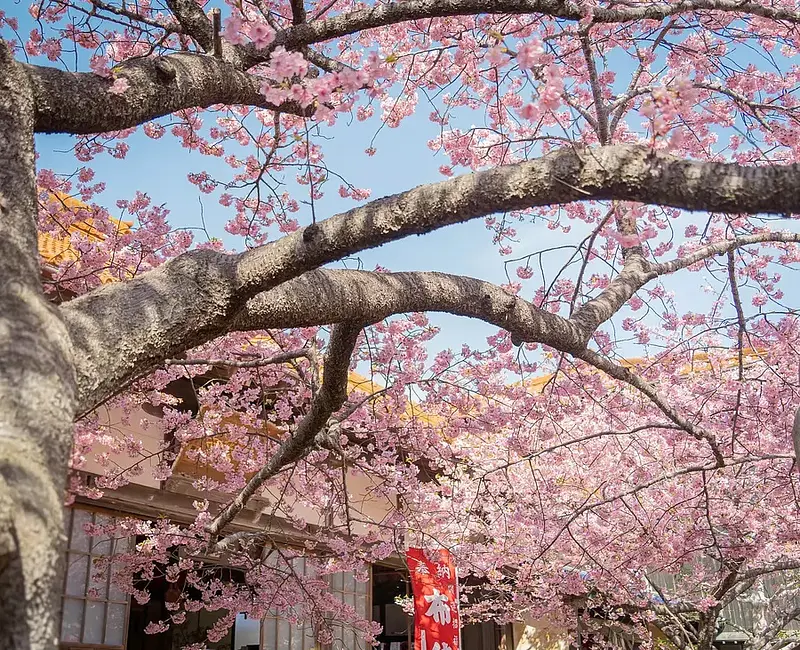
260, 556, 371, 650
261, 613, 316, 650
233, 613, 261, 650
61, 507, 131, 648
261, 556, 317, 650
329, 570, 370, 650
462, 623, 502, 650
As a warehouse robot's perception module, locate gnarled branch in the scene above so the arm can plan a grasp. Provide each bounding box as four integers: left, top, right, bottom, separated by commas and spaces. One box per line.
27, 53, 311, 135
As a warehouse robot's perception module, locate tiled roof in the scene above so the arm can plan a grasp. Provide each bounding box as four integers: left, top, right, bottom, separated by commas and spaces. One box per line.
39, 192, 133, 283
524, 348, 763, 393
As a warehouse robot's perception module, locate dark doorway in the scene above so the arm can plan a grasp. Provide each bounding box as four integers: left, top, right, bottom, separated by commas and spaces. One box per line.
126, 550, 239, 650
371, 564, 503, 650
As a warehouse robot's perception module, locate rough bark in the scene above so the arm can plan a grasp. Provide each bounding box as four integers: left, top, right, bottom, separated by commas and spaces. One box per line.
0, 44, 77, 650
27, 53, 310, 135
235, 269, 587, 344
165, 0, 216, 53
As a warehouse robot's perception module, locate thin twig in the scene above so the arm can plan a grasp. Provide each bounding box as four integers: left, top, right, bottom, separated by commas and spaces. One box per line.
727, 249, 747, 452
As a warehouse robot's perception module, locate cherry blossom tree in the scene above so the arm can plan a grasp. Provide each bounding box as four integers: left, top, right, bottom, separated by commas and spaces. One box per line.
399, 348, 800, 650
4, 0, 800, 649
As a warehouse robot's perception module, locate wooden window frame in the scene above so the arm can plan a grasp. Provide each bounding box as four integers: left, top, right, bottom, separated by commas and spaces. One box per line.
59, 506, 131, 650
258, 562, 373, 650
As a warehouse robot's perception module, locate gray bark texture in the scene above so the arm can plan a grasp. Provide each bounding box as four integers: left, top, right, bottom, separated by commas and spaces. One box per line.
0, 44, 77, 650
3, 0, 800, 647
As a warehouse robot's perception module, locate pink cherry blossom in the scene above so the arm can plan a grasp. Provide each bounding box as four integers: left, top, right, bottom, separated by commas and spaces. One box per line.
516, 38, 545, 69
88, 54, 112, 77
107, 77, 129, 95
267, 46, 308, 80
222, 16, 245, 46
248, 22, 274, 49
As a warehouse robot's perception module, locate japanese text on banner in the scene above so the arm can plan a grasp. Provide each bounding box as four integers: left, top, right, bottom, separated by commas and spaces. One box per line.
407, 548, 461, 650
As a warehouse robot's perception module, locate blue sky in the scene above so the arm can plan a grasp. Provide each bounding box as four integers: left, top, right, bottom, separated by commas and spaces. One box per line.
36, 108, 525, 353
15, 4, 800, 369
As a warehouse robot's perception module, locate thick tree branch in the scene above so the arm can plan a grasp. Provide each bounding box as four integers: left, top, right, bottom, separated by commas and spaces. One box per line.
165, 0, 247, 66
235, 270, 585, 347
221, 0, 787, 75
0, 45, 77, 649
27, 53, 311, 135
741, 560, 800, 582
573, 230, 800, 335
272, 0, 800, 54
754, 602, 800, 650
62, 268, 585, 416
205, 322, 361, 539
290, 0, 307, 25
166, 0, 215, 51
727, 249, 746, 450
653, 231, 800, 275
303, 47, 348, 73
580, 33, 608, 145
233, 146, 800, 296
571, 255, 651, 336
62, 146, 800, 414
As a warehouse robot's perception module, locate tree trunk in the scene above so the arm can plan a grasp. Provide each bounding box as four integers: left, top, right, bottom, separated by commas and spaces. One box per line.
696, 613, 719, 650
0, 44, 77, 650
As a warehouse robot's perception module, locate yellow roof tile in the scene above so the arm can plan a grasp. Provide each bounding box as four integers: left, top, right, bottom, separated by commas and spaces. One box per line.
39, 192, 133, 284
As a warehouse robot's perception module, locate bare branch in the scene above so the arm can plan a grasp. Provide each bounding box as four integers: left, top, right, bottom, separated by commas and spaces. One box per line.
793, 407, 800, 473
727, 249, 746, 450
90, 0, 178, 33
574, 230, 800, 336
205, 322, 361, 539
570, 454, 792, 525
580, 33, 608, 144
303, 47, 348, 73
164, 346, 310, 369
480, 422, 685, 477
574, 348, 726, 464
211, 8, 223, 58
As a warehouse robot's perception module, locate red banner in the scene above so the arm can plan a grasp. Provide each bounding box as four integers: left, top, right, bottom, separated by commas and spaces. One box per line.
407, 548, 461, 650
